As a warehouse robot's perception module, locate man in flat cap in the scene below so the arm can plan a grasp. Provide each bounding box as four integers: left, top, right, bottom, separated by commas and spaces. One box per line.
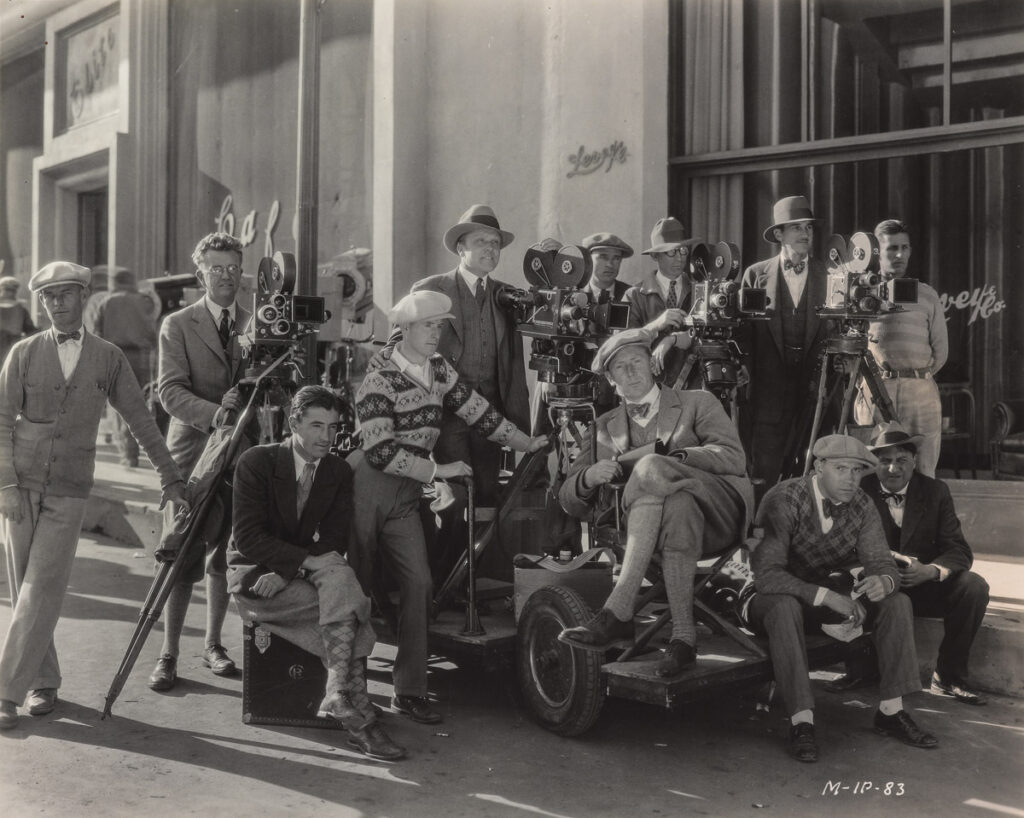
624, 217, 700, 387
0, 275, 36, 367
747, 433, 937, 763
558, 328, 752, 677
151, 232, 252, 691
740, 196, 830, 486
353, 291, 546, 724
581, 232, 633, 304
827, 422, 988, 704
0, 262, 187, 730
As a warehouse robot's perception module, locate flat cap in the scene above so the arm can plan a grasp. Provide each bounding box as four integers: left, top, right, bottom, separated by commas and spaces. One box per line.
29, 261, 91, 293
389, 290, 455, 325
868, 421, 925, 453
811, 434, 878, 468
591, 328, 654, 374
0, 276, 19, 291
581, 232, 634, 259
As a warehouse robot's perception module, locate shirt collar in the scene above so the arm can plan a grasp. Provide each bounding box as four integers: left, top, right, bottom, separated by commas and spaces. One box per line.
204, 295, 237, 323
654, 271, 681, 302
292, 442, 320, 480
391, 346, 432, 387
51, 325, 85, 347
622, 383, 661, 410
458, 267, 488, 293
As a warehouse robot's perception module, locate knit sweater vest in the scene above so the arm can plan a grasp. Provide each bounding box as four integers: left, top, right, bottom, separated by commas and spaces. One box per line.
627, 414, 659, 448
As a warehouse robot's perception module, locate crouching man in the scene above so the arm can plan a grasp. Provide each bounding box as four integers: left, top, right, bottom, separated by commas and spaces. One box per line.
748, 434, 937, 763
558, 328, 753, 676
227, 386, 405, 760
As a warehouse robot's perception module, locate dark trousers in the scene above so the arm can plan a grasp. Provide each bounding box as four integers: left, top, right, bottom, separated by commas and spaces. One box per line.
748, 591, 920, 717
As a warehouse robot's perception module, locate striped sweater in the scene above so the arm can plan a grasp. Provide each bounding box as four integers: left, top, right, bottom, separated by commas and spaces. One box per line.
867, 281, 947, 373
356, 354, 529, 483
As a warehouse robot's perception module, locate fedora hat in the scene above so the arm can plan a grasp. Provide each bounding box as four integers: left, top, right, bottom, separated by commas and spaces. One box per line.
443, 205, 515, 255
763, 195, 817, 243
641, 217, 703, 255
867, 421, 925, 453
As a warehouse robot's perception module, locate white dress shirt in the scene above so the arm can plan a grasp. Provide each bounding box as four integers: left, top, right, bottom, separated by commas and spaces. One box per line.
204, 295, 237, 326
458, 268, 488, 296
53, 326, 85, 381
623, 384, 661, 428
780, 253, 809, 307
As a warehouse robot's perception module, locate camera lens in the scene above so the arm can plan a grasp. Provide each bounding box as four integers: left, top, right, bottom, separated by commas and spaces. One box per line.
258, 305, 279, 323
272, 319, 292, 336
271, 294, 288, 309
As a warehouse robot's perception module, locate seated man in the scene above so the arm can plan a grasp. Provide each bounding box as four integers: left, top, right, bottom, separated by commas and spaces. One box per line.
748, 434, 938, 764
828, 422, 989, 705
227, 386, 405, 760
557, 328, 753, 676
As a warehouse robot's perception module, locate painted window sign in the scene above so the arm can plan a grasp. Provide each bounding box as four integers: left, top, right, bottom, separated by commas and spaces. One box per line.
939, 284, 1005, 326
215, 195, 281, 258
566, 140, 628, 178
61, 11, 120, 130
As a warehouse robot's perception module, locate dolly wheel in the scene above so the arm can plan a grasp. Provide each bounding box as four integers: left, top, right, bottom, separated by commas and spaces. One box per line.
516, 585, 605, 736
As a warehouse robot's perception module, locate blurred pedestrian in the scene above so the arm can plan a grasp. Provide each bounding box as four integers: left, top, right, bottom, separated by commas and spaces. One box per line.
81, 265, 110, 334
0, 275, 36, 366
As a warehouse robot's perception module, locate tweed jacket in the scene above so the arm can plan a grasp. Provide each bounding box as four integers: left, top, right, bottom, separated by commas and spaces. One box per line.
623, 271, 692, 329
559, 386, 754, 532
0, 330, 181, 498
158, 299, 250, 471
739, 255, 829, 424
386, 269, 529, 431
861, 472, 973, 575
752, 476, 898, 605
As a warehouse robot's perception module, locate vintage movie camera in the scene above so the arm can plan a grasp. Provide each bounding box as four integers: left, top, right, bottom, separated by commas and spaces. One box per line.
496, 240, 630, 403
819, 232, 918, 322
681, 242, 769, 337
316, 248, 374, 344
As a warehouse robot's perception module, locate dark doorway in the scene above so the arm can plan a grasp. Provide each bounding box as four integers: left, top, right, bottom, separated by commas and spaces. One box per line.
78, 189, 108, 266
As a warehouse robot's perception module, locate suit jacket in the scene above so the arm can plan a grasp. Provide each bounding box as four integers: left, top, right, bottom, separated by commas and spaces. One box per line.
226, 439, 354, 596
623, 271, 691, 329
559, 386, 754, 533
739, 255, 829, 425
158, 299, 250, 471
861, 472, 973, 574
396, 269, 530, 431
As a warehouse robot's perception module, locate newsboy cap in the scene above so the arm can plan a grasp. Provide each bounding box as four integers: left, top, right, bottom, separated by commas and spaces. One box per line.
591, 328, 655, 374
581, 232, 634, 259
389, 290, 455, 325
868, 421, 925, 454
443, 204, 515, 255
811, 434, 878, 468
29, 261, 91, 293
762, 195, 816, 243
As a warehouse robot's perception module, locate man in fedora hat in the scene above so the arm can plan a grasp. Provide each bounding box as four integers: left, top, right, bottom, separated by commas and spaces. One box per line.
740, 195, 830, 486
853, 219, 947, 477
747, 433, 937, 762
581, 232, 633, 304
0, 262, 187, 730
557, 329, 753, 677
827, 421, 988, 704
624, 217, 700, 386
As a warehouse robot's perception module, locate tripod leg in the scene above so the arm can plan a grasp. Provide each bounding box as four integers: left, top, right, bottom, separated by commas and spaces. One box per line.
799, 353, 833, 476
837, 356, 863, 434
860, 355, 898, 423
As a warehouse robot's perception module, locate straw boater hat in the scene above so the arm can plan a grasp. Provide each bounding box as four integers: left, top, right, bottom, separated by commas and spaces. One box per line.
581, 232, 634, 259
389, 290, 455, 326
811, 434, 878, 468
443, 205, 515, 255
29, 261, 92, 293
867, 421, 925, 454
641, 218, 703, 255
762, 195, 817, 243
590, 328, 655, 374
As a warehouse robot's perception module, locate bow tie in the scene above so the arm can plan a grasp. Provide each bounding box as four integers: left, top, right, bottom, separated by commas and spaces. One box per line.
783, 259, 806, 274
56, 330, 81, 344
880, 490, 905, 507
626, 402, 651, 420
821, 498, 844, 519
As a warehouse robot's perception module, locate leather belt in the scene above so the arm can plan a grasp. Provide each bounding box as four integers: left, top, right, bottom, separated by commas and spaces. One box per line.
881, 367, 931, 379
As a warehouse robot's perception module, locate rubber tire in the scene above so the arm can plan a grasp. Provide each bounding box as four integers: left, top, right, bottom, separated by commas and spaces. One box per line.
516, 585, 605, 737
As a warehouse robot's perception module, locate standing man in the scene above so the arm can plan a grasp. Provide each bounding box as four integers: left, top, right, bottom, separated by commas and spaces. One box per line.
854, 220, 947, 477
81, 265, 109, 334
740, 195, 830, 486
748, 434, 937, 762
151, 232, 251, 690
829, 422, 989, 704
581, 232, 633, 304
0, 262, 186, 730
0, 275, 36, 366
93, 269, 158, 467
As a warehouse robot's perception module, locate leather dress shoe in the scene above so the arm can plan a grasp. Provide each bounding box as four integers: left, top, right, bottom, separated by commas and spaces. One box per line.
26, 688, 57, 716
347, 722, 407, 761
874, 710, 938, 749
149, 654, 178, 691
0, 700, 18, 730
930, 672, 987, 706
788, 722, 819, 763
318, 692, 361, 727
202, 644, 237, 677
557, 608, 634, 652
656, 640, 696, 678
392, 695, 442, 724
825, 671, 880, 693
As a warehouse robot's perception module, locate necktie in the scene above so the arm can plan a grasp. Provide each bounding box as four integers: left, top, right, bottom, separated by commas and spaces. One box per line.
475, 277, 486, 308
626, 402, 651, 420
880, 490, 905, 507
296, 460, 316, 517
821, 498, 843, 519
56, 330, 81, 344
666, 279, 678, 309
218, 308, 232, 349
783, 258, 806, 274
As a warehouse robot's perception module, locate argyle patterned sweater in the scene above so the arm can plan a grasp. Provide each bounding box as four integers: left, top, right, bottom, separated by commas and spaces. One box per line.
356, 354, 529, 483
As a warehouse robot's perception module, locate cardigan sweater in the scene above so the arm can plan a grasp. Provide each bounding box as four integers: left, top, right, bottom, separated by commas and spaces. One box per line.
356, 354, 529, 483
0, 330, 181, 498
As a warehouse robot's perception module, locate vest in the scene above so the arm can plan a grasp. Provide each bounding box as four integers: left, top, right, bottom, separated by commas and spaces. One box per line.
627, 414, 659, 449
779, 279, 808, 367
455, 276, 499, 401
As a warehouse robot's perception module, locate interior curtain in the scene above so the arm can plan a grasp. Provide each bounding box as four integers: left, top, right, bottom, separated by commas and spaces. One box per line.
683, 0, 744, 246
